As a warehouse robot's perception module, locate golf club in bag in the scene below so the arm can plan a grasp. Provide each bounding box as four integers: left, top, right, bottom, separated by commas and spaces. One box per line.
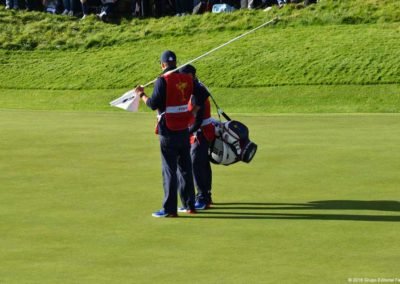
207, 93, 258, 166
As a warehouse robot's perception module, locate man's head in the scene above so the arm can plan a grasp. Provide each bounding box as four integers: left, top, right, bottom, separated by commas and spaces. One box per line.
160, 50, 177, 70
179, 64, 196, 79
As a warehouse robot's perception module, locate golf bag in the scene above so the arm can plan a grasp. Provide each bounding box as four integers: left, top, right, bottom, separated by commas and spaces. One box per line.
198, 81, 257, 166
209, 120, 257, 166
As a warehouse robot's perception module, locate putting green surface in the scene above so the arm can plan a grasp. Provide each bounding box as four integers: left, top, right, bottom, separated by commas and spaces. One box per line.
1, 110, 399, 283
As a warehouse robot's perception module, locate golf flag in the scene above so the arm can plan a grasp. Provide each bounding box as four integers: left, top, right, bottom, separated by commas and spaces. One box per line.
110, 90, 140, 112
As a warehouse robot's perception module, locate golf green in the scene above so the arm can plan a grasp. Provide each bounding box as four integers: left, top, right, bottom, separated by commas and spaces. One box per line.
1, 110, 399, 283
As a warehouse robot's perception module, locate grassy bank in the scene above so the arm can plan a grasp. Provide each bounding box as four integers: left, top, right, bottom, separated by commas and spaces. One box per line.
0, 0, 399, 113
0, 0, 399, 51
1, 24, 399, 90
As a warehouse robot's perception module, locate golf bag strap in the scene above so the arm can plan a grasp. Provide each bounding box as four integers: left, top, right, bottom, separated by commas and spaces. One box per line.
198, 80, 231, 122
209, 93, 231, 121
218, 108, 231, 121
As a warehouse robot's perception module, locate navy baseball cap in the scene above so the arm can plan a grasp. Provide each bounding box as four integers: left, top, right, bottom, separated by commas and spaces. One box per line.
179, 64, 196, 76
160, 50, 177, 63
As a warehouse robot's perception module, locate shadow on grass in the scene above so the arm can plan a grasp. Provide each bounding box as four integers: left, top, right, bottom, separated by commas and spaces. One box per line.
212, 200, 400, 212
180, 200, 400, 222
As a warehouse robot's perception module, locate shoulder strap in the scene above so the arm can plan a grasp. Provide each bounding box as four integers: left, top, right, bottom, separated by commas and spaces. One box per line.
198, 80, 231, 122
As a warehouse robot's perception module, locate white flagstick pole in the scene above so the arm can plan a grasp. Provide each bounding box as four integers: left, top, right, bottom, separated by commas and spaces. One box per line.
172, 17, 278, 73
110, 17, 278, 107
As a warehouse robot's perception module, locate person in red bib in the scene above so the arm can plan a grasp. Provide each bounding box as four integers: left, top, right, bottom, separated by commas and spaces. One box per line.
179, 64, 215, 210
135, 51, 206, 218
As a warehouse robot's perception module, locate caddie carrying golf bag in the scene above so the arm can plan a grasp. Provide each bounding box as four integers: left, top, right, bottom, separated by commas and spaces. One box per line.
209, 120, 258, 166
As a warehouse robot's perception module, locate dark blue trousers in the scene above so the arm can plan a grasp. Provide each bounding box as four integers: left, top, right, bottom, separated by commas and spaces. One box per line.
82, 0, 114, 15
190, 132, 212, 203
160, 134, 195, 214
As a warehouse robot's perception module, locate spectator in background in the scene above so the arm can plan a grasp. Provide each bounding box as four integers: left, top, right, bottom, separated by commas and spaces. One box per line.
174, 0, 183, 15
304, 0, 317, 6
134, 0, 167, 17
154, 0, 166, 18
187, 0, 193, 13
25, 0, 35, 10
81, 0, 117, 20
241, 0, 288, 9
192, 0, 213, 14
241, 0, 255, 9
43, 0, 60, 13
5, 0, 36, 10
277, 0, 286, 8
175, 0, 192, 16
62, 0, 77, 15
131, 0, 138, 16
5, 0, 18, 9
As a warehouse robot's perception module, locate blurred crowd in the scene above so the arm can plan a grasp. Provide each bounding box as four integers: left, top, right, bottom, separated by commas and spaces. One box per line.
1, 0, 318, 21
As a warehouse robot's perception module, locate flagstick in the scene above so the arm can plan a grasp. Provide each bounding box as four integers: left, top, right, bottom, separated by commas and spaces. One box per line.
110, 17, 278, 106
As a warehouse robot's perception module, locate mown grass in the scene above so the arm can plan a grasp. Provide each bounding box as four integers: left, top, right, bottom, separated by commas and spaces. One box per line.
1, 1, 399, 282
1, 85, 399, 113
1, 110, 399, 283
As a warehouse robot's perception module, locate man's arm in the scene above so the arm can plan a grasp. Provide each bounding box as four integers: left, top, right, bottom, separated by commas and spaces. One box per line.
192, 80, 210, 107
135, 77, 166, 110
190, 81, 210, 115
189, 106, 205, 134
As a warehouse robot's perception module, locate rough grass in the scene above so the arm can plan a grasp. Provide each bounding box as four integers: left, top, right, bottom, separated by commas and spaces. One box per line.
1, 110, 399, 283
0, 0, 399, 51
1, 24, 399, 91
